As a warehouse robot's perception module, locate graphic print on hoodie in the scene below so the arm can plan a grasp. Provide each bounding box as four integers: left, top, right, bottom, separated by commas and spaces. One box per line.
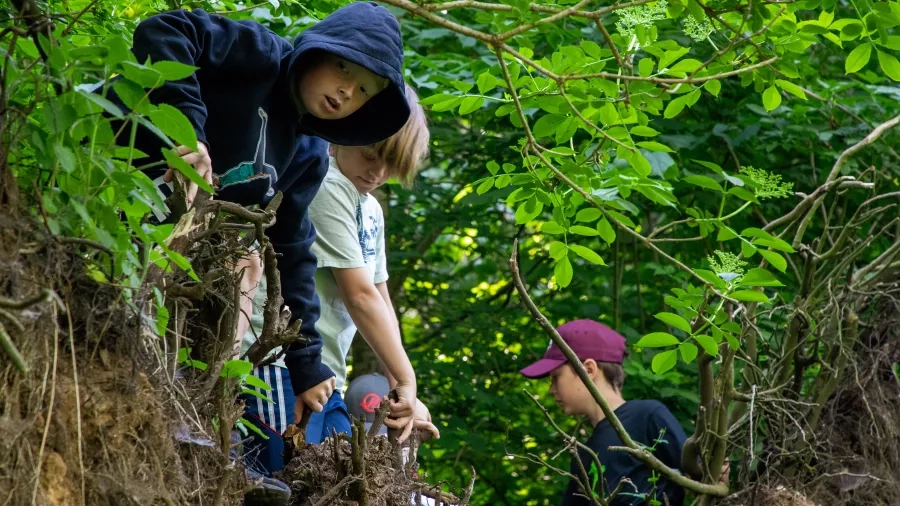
107, 1, 409, 395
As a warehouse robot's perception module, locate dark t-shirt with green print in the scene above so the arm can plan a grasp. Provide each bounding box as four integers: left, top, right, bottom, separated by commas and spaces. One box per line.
561, 400, 687, 506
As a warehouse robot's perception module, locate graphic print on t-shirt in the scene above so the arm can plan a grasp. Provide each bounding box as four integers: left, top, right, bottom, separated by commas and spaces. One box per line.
356, 200, 379, 263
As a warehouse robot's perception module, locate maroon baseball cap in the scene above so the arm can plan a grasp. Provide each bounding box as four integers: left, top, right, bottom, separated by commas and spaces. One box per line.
520, 319, 626, 378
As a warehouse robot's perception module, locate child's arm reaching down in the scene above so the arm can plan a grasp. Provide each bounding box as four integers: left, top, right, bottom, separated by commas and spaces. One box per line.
332, 268, 437, 442
374, 281, 440, 440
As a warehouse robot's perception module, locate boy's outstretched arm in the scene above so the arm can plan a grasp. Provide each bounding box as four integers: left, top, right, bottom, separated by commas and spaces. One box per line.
267, 140, 336, 413
331, 268, 434, 442
374, 281, 440, 440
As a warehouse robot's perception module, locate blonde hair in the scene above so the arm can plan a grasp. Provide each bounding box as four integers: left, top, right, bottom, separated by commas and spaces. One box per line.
369, 83, 430, 188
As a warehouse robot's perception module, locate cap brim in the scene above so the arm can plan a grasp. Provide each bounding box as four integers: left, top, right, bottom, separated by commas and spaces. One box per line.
520, 358, 567, 378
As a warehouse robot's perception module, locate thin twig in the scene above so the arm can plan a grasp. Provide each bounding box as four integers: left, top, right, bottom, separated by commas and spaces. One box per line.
311, 474, 359, 506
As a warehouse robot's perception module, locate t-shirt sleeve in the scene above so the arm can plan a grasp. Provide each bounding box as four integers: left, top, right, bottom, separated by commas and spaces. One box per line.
648, 403, 688, 472
373, 202, 389, 284
308, 178, 364, 270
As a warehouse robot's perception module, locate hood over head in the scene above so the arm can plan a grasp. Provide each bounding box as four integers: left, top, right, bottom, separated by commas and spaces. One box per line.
289, 2, 409, 146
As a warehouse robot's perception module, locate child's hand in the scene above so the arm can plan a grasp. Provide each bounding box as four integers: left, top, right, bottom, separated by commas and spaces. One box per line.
412, 400, 440, 440
384, 382, 417, 443
296, 376, 336, 416
164, 143, 213, 207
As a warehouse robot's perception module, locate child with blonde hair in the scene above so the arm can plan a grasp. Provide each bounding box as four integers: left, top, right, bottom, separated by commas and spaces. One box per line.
240, 84, 437, 475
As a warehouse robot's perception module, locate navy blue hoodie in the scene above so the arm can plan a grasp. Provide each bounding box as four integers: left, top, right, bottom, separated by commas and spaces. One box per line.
121, 2, 408, 395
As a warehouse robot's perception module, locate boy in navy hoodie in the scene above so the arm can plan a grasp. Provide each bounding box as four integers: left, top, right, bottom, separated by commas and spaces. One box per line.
113, 2, 418, 439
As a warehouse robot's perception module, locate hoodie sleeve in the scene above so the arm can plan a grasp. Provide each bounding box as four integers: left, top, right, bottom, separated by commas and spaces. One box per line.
266, 142, 334, 396
131, 9, 287, 145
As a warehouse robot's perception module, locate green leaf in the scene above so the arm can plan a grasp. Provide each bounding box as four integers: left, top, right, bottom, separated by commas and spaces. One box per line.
752, 236, 795, 253
679, 342, 698, 363
570, 225, 600, 237
636, 141, 674, 152
542, 221, 566, 234
515, 198, 544, 224
664, 94, 689, 119
876, 49, 900, 81
54, 144, 76, 173
147, 104, 199, 151
655, 312, 692, 333
244, 374, 272, 391
725, 333, 740, 350
549, 241, 568, 260
221, 359, 253, 379
721, 322, 742, 334
758, 249, 787, 273
152, 60, 198, 81
120, 61, 164, 88
576, 208, 602, 223
162, 148, 215, 194
419, 94, 453, 106
731, 290, 770, 303
694, 160, 723, 174
630, 152, 652, 177
476, 178, 494, 195
631, 126, 660, 137
569, 245, 606, 265
450, 80, 474, 93
487, 160, 500, 175
555, 256, 574, 287
739, 268, 784, 287
78, 90, 124, 118
533, 114, 568, 138
717, 226, 739, 241
596, 218, 616, 244
606, 210, 636, 229
667, 59, 703, 73
693, 334, 719, 356
431, 96, 463, 112
240, 388, 275, 405
113, 79, 152, 113
636, 332, 680, 348
459, 96, 485, 115
775, 79, 807, 99
741, 240, 758, 258
639, 58, 655, 77
729, 187, 758, 202
599, 103, 620, 126
659, 47, 690, 69
704, 79, 721, 97
695, 269, 727, 290
741, 227, 774, 240
495, 174, 511, 188
762, 85, 782, 112
162, 247, 200, 281
476, 71, 498, 94
651, 349, 679, 374
845, 42, 873, 73
683, 175, 724, 192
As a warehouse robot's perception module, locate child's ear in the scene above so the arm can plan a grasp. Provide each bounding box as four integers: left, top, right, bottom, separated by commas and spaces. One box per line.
583, 359, 599, 379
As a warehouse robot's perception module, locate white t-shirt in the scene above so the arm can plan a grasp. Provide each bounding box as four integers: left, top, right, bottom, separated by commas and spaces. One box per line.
309, 158, 388, 391
239, 158, 388, 384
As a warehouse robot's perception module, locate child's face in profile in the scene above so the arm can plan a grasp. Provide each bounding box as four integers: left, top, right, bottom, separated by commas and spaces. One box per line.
297, 53, 388, 120
331, 145, 389, 194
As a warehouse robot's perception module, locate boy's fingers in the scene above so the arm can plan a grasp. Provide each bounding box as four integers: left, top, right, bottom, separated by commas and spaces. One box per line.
163, 168, 174, 183
395, 417, 415, 444
180, 152, 204, 166
414, 419, 440, 439
175, 145, 193, 156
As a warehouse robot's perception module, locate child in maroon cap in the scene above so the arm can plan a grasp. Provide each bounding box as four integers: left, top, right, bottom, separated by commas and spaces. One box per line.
521, 319, 687, 506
